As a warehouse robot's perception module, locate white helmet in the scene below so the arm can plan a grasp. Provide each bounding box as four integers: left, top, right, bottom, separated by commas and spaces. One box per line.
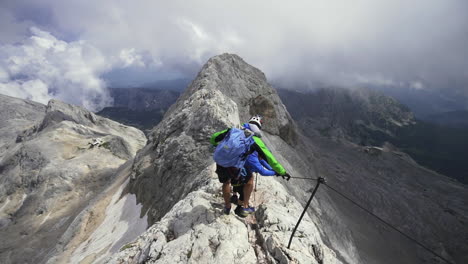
249, 115, 263, 129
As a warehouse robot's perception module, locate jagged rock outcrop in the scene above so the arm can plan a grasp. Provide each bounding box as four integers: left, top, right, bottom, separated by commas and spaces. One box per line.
0, 95, 146, 264
0, 95, 46, 158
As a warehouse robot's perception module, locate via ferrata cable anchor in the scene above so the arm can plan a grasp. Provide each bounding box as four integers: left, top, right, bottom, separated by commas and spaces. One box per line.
287, 177, 325, 249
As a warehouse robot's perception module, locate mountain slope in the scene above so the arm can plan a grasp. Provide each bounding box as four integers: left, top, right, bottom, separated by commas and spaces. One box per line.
0, 95, 146, 264
278, 87, 415, 145
278, 88, 468, 183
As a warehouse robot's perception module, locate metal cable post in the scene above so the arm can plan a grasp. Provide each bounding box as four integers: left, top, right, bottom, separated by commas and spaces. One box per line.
287, 177, 325, 249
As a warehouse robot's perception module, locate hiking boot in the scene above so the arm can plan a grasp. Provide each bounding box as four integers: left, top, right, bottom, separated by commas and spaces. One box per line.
230, 195, 238, 205
243, 206, 255, 215
234, 205, 246, 218
223, 206, 231, 215
234, 205, 255, 218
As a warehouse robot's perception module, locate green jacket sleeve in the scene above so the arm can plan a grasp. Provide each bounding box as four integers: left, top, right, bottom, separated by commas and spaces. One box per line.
252, 137, 287, 175
210, 129, 229, 146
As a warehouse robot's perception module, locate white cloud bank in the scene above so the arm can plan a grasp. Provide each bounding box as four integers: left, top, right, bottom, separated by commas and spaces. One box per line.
1, 0, 467, 107
0, 27, 112, 110
0, 27, 151, 110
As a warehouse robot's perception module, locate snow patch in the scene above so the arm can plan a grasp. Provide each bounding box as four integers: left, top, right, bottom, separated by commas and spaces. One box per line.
0, 197, 11, 216
70, 182, 147, 263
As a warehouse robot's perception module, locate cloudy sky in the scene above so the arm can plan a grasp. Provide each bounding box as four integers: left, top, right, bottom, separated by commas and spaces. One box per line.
0, 0, 467, 110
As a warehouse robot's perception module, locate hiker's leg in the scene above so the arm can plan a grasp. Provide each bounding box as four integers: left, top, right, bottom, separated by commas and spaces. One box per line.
216, 164, 232, 208
238, 186, 244, 202
243, 176, 254, 208
222, 182, 231, 208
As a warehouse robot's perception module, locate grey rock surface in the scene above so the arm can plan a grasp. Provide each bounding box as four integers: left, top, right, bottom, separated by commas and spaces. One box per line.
110, 165, 340, 264
0, 94, 46, 158
0, 96, 146, 264
127, 53, 297, 225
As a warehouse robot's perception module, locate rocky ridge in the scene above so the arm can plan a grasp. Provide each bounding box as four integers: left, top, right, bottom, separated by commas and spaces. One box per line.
110, 165, 338, 263
108, 53, 340, 263
127, 53, 297, 225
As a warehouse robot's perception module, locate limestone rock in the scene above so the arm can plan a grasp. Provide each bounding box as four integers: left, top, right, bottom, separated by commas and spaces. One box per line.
110, 166, 340, 264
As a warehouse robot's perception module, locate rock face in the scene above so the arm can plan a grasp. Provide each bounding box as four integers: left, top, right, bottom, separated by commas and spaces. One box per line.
0, 95, 146, 264
110, 165, 339, 264
0, 95, 46, 158
127, 53, 297, 225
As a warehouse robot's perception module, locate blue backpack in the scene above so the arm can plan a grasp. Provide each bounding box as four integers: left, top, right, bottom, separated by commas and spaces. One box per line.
213, 128, 255, 169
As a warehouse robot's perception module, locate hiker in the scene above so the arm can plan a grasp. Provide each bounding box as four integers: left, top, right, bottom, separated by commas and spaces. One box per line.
231, 150, 290, 217
210, 115, 290, 216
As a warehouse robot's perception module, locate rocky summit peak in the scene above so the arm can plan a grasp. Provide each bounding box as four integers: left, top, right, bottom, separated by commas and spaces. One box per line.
130, 54, 299, 225
166, 53, 297, 145
39, 99, 99, 130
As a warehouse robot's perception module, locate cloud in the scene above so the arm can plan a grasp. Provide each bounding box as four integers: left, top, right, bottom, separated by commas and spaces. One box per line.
1, 0, 467, 105
0, 27, 114, 110
410, 81, 425, 91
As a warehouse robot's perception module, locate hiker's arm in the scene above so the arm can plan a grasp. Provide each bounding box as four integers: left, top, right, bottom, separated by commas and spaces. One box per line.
252, 137, 287, 175
256, 165, 276, 176
247, 155, 276, 176
260, 159, 273, 171
210, 129, 229, 146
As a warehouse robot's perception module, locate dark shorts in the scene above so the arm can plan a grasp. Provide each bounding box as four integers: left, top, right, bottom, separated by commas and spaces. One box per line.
215, 164, 254, 184
216, 164, 239, 183
231, 173, 253, 186
232, 173, 253, 201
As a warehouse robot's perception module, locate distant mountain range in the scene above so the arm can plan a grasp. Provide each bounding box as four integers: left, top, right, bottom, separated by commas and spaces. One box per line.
98, 88, 181, 131
371, 85, 467, 118
278, 88, 468, 184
